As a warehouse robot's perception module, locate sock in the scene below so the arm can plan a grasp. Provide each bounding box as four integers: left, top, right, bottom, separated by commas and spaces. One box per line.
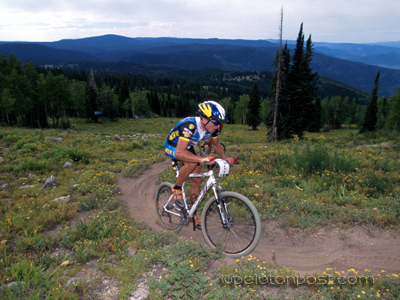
173, 184, 182, 190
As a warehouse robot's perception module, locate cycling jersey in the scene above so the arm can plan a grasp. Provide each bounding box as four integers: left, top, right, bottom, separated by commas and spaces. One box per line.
164, 117, 220, 159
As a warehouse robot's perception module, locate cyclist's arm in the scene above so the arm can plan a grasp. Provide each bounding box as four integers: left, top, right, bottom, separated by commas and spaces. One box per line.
210, 137, 234, 165
175, 138, 213, 164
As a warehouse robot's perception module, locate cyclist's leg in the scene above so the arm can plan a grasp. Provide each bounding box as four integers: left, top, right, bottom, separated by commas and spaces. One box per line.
179, 146, 202, 230
188, 164, 201, 202
175, 162, 201, 226
165, 142, 185, 206
165, 142, 196, 187
185, 164, 201, 230
165, 142, 199, 206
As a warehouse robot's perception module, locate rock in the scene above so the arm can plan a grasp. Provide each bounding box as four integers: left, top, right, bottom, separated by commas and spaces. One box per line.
28, 173, 36, 178
20, 184, 37, 189
127, 247, 137, 257
129, 288, 150, 300
0, 281, 26, 292
72, 184, 80, 189
2, 183, 8, 188
66, 278, 80, 288
52, 195, 70, 204
53, 137, 63, 143
41, 175, 56, 189
0, 157, 4, 163
63, 162, 73, 168
114, 134, 124, 141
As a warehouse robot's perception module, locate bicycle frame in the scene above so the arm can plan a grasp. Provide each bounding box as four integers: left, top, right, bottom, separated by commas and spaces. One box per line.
183, 171, 218, 219
161, 163, 223, 222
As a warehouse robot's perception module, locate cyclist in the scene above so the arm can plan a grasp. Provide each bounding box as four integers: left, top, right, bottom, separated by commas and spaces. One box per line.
164, 101, 234, 230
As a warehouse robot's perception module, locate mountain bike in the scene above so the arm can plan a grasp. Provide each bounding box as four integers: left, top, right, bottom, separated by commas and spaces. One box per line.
155, 158, 261, 258
197, 141, 226, 157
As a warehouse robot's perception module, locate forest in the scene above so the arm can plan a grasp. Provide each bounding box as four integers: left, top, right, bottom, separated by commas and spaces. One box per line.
1, 31, 399, 139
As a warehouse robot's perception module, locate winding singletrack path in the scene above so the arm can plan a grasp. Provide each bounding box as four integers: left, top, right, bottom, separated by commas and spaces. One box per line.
119, 160, 400, 275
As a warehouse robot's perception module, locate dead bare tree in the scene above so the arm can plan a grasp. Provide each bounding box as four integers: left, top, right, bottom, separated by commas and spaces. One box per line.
270, 8, 284, 142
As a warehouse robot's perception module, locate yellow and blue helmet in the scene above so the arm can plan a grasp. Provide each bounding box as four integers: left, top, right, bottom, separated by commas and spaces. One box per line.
198, 101, 227, 123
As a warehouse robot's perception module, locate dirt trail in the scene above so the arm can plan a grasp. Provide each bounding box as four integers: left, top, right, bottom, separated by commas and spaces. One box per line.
118, 160, 400, 275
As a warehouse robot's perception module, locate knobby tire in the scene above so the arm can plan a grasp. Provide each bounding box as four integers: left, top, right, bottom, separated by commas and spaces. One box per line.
155, 182, 184, 233
201, 191, 261, 258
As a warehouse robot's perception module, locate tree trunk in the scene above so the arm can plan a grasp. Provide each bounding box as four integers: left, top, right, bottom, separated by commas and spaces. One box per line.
271, 7, 284, 142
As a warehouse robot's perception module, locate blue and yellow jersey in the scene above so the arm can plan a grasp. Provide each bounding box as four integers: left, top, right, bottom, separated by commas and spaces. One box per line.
166, 117, 220, 148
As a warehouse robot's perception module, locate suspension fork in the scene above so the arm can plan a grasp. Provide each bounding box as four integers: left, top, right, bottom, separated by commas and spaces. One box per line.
212, 184, 230, 226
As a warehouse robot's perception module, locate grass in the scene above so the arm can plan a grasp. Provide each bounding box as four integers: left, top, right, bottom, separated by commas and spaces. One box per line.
0, 117, 400, 299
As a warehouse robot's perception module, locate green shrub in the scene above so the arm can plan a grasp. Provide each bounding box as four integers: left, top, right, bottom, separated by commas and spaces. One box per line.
291, 142, 360, 174
15, 158, 49, 172
42, 147, 91, 163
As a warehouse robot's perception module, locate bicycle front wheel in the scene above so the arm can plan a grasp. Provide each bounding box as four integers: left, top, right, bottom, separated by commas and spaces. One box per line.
201, 191, 261, 258
155, 182, 184, 233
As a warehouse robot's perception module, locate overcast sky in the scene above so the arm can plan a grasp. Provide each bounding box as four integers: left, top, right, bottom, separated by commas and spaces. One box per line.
1, 0, 399, 43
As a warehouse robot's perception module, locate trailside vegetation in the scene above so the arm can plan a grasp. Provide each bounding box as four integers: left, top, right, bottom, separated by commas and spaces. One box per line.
0, 119, 399, 299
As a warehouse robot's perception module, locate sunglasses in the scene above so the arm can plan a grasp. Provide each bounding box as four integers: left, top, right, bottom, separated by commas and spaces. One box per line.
209, 119, 220, 126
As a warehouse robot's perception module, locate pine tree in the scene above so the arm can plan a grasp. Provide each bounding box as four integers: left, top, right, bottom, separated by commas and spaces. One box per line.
152, 88, 161, 115
166, 93, 173, 117
85, 69, 99, 122
385, 88, 400, 131
85, 85, 98, 122
248, 83, 260, 130
273, 24, 318, 139
308, 97, 322, 132
303, 35, 319, 132
282, 23, 306, 139
119, 75, 130, 117
360, 70, 380, 133
376, 96, 387, 130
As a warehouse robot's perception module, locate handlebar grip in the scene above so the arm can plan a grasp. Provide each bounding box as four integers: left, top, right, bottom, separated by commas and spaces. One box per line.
203, 157, 216, 164
234, 158, 239, 162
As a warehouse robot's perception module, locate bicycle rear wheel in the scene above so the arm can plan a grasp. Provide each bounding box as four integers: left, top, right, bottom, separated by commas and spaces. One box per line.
201, 191, 261, 258
155, 182, 184, 233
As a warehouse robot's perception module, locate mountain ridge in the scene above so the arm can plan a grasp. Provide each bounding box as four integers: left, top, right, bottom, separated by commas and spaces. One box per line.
1, 34, 399, 97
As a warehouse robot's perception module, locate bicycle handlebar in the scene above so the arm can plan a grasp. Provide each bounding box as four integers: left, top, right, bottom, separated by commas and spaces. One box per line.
202, 157, 215, 164
203, 157, 239, 166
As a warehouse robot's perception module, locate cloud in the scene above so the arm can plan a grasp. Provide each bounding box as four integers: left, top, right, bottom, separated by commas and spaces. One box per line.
0, 0, 400, 42
74, 22, 137, 30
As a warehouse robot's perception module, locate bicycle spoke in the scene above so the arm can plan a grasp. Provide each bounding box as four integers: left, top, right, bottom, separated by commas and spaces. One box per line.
156, 183, 183, 231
